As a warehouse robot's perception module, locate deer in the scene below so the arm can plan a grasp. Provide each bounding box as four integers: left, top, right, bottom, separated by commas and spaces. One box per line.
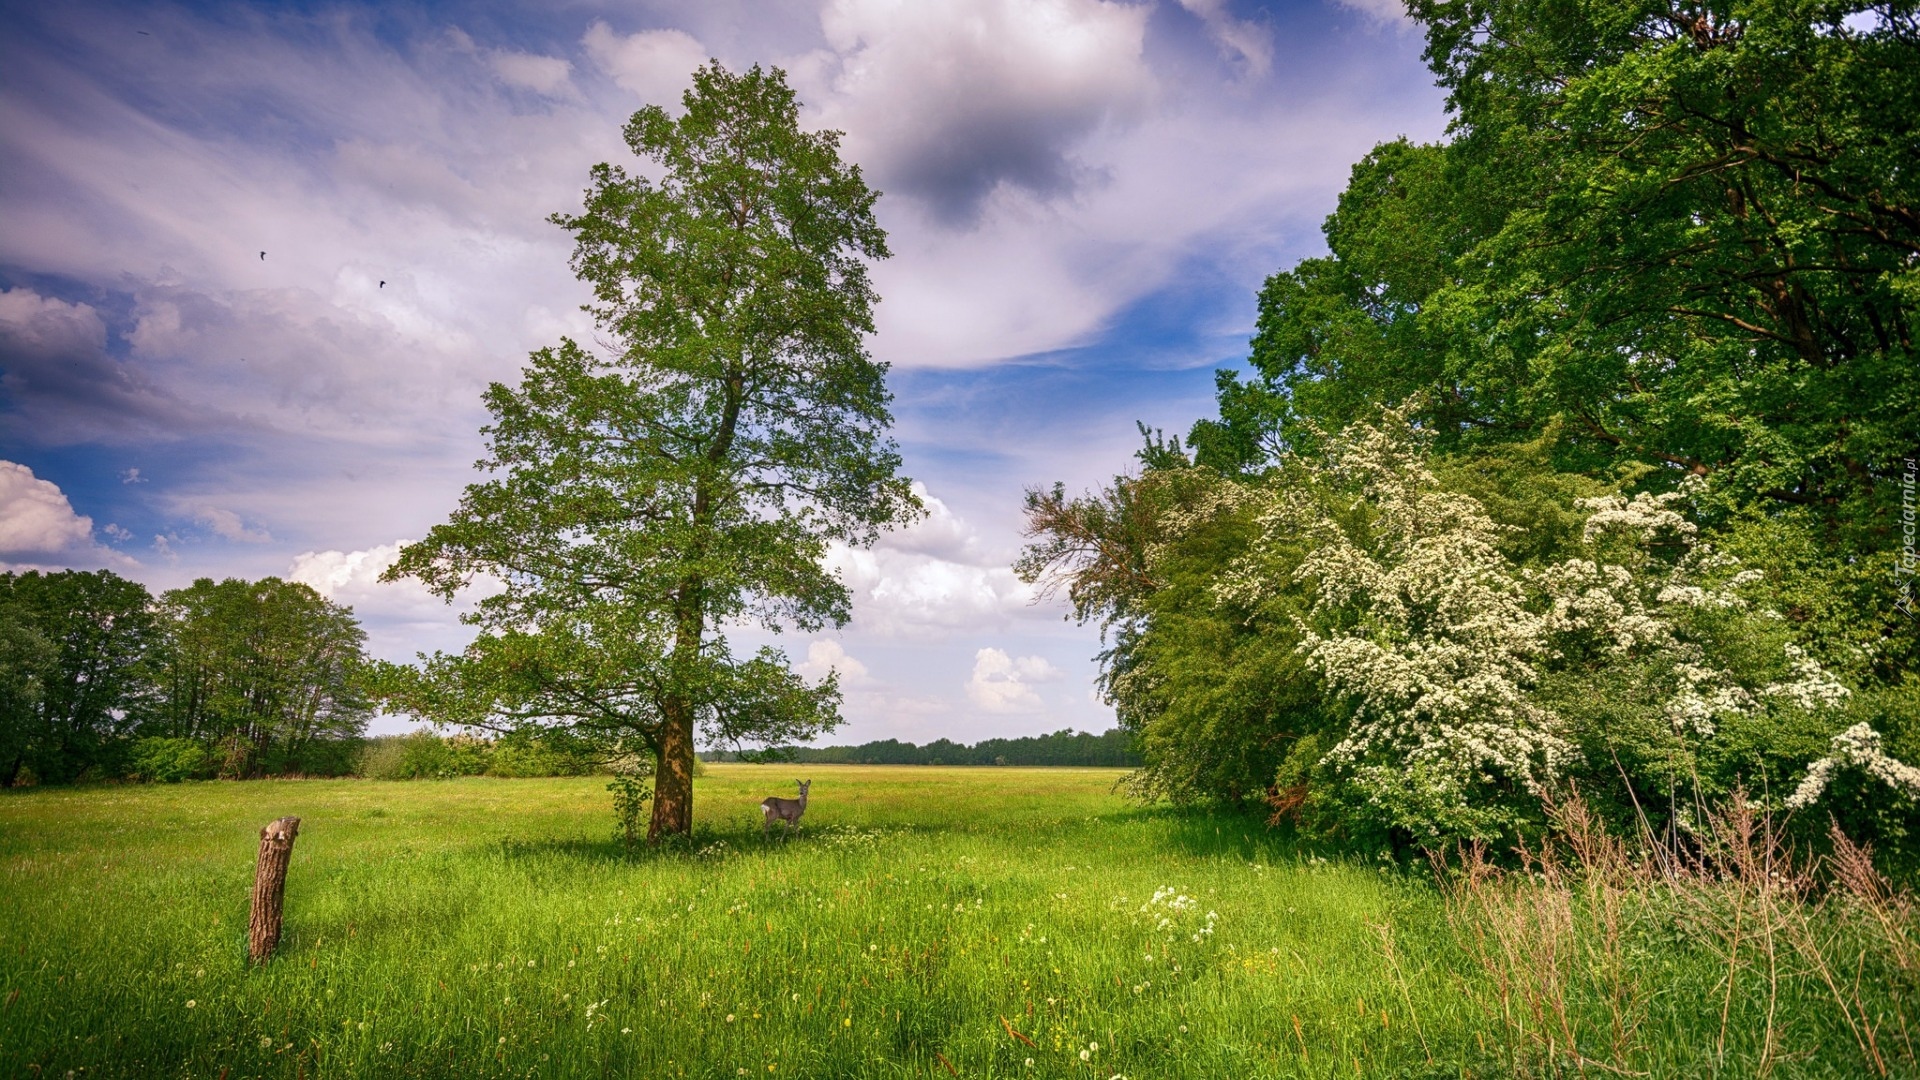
761, 779, 810, 837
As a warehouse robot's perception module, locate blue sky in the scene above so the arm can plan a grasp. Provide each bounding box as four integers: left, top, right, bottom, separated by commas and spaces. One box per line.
0, 0, 1445, 741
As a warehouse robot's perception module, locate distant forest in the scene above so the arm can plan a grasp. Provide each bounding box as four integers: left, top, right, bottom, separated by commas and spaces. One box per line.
703, 728, 1138, 767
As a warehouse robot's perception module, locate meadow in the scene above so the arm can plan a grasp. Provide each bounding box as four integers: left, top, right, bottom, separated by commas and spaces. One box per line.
0, 766, 1906, 1079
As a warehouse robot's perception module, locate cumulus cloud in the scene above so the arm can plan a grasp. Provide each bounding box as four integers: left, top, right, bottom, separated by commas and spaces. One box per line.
826, 484, 1040, 638
965, 646, 1063, 714
805, 0, 1154, 225
0, 461, 95, 557
792, 639, 873, 686
0, 461, 127, 569
582, 22, 708, 106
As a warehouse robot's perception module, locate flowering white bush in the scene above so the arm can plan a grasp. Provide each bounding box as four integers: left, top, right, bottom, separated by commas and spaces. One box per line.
1217, 408, 1570, 840
1217, 406, 1858, 844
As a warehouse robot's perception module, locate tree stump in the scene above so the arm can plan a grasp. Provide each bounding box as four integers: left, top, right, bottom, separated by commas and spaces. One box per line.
248, 816, 300, 963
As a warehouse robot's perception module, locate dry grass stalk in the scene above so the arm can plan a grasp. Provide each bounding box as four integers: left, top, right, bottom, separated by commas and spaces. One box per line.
1434, 792, 1918, 1078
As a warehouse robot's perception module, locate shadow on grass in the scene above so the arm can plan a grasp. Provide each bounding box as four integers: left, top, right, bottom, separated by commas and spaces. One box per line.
482, 803, 1349, 872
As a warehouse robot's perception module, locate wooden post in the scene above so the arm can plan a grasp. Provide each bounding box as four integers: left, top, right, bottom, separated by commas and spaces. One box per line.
248, 816, 300, 964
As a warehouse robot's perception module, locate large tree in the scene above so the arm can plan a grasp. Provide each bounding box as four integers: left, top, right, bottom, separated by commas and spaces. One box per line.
385, 63, 917, 841
1197, 0, 1919, 553
146, 577, 370, 777
0, 570, 156, 785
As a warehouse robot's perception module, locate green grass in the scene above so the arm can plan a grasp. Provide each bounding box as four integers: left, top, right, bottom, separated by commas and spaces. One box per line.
0, 766, 1903, 1078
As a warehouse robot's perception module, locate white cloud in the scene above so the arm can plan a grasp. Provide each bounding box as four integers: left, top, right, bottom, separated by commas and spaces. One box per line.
792, 639, 873, 686
0, 461, 96, 557
488, 50, 575, 96
287, 540, 408, 598
582, 22, 708, 106
805, 0, 1153, 225
825, 484, 1040, 638
0, 285, 106, 356
965, 646, 1063, 714
1331, 0, 1414, 26
193, 505, 271, 543
0, 461, 128, 569
1177, 0, 1275, 78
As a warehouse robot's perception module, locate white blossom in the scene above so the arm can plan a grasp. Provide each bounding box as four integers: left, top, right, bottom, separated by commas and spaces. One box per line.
1785, 723, 1920, 810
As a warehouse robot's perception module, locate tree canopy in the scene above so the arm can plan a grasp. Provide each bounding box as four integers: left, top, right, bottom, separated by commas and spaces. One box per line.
385, 62, 918, 841
1028, 0, 1920, 867
1195, 0, 1918, 555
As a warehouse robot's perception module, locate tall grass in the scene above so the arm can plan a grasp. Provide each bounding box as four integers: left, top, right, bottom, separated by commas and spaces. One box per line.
0, 767, 1906, 1077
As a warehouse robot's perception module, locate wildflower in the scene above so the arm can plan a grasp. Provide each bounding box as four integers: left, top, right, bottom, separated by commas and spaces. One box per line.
499, 1037, 507, 1044
1179, 1025, 1188, 1033
843, 1017, 851, 1027
527, 960, 535, 967
259, 1036, 274, 1049
621, 1027, 631, 1034
185, 1000, 196, 1008
738, 1070, 748, 1077
1080, 1049, 1091, 1062
1089, 1042, 1099, 1052
1024, 1059, 1034, 1068
792, 993, 802, 1003
726, 1014, 736, 1023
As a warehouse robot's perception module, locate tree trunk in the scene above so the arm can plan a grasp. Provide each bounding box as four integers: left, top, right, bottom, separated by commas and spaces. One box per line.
649, 708, 695, 842
248, 816, 300, 963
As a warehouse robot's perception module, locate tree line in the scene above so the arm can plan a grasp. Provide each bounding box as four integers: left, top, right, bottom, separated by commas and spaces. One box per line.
0, 570, 370, 784
704, 728, 1139, 767
1021, 0, 1920, 873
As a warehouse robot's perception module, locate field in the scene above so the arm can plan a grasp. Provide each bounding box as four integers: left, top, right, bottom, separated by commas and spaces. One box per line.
0, 766, 1904, 1078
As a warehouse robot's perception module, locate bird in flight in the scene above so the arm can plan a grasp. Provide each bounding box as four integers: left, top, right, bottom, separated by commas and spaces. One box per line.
259, 251, 267, 260
379, 281, 386, 288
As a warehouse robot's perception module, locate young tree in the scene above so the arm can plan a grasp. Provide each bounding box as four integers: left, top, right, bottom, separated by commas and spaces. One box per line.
385, 63, 918, 841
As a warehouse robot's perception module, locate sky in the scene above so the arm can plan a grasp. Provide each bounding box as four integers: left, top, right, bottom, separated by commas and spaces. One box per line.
0, 0, 1446, 744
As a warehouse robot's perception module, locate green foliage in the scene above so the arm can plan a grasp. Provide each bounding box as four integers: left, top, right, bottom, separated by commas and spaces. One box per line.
1046, 0, 1920, 869
0, 570, 157, 786
127, 737, 208, 783
146, 577, 371, 779
607, 771, 653, 854
384, 62, 917, 841
486, 727, 601, 778
355, 728, 600, 781
716, 728, 1140, 766
1206, 0, 1918, 573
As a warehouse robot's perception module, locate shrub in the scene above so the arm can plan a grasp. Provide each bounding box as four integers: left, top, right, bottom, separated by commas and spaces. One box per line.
487, 728, 600, 777
128, 737, 208, 783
